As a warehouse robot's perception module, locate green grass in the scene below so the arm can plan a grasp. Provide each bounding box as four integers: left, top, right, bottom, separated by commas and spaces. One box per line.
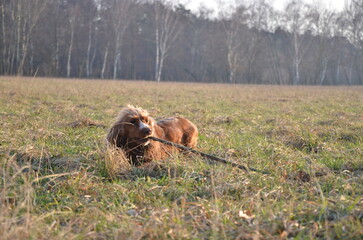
0, 77, 362, 239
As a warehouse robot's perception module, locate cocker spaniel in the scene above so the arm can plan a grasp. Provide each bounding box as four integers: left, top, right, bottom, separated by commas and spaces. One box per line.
106, 105, 198, 165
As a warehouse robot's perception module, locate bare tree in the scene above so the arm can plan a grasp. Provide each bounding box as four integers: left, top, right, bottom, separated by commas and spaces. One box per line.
221, 3, 249, 84
309, 6, 336, 85
0, 0, 12, 74
267, 28, 287, 84
52, 2, 61, 76
283, 0, 313, 85
223, 16, 240, 83
110, 0, 133, 80
334, 12, 351, 84
66, 4, 79, 78
247, 0, 275, 31
154, 0, 182, 82
343, 0, 363, 84
188, 6, 215, 82
345, 0, 363, 48
0, 1, 7, 74
0, 0, 40, 75
244, 0, 273, 83
16, 0, 47, 75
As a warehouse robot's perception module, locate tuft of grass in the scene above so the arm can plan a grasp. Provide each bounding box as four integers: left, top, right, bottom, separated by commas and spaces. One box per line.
103, 147, 131, 179
0, 154, 34, 239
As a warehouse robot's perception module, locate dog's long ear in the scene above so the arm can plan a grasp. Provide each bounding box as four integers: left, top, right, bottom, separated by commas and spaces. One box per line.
106, 122, 127, 148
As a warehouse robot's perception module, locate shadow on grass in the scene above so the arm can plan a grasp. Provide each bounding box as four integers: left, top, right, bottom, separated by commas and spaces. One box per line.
1, 146, 211, 182
0, 148, 87, 175
115, 161, 200, 181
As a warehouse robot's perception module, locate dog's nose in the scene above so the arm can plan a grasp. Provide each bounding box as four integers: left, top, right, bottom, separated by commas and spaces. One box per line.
141, 127, 152, 136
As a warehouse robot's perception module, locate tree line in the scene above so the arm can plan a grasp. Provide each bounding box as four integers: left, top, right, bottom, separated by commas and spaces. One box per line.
1, 0, 362, 85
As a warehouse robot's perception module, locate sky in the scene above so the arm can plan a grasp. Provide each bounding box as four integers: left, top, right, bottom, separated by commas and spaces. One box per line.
182, 0, 348, 14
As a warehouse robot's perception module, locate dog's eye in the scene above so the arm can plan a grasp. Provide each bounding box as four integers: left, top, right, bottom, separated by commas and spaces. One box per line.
141, 117, 148, 123
130, 118, 138, 125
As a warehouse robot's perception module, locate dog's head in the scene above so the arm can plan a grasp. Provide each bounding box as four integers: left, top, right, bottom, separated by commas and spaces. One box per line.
107, 105, 155, 148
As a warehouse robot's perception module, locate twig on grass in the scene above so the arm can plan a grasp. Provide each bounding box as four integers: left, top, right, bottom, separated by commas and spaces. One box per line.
148, 136, 269, 174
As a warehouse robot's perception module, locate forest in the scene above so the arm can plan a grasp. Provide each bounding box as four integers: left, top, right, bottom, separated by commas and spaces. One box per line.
1, 0, 363, 85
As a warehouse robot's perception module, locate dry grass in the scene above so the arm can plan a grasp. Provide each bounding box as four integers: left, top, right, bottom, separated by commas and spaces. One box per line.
0, 76, 362, 239
104, 147, 132, 178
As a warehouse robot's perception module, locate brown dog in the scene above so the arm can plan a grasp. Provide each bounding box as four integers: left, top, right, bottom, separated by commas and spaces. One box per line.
106, 105, 198, 165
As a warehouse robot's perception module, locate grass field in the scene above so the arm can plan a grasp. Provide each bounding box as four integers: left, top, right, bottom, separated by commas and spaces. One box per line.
0, 76, 362, 239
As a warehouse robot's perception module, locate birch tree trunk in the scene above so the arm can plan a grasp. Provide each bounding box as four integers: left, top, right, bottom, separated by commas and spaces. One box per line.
86, 21, 93, 78
154, 0, 181, 82
54, 21, 60, 76
319, 59, 328, 85
1, 2, 6, 74
225, 19, 239, 84
113, 34, 121, 79
16, 2, 22, 73
90, 37, 97, 77
293, 32, 300, 85
30, 39, 34, 75
101, 43, 110, 79
335, 58, 341, 84
284, 1, 312, 85
67, 16, 75, 78
155, 11, 160, 82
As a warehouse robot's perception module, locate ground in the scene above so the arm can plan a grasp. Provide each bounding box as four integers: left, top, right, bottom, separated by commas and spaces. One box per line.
0, 77, 362, 239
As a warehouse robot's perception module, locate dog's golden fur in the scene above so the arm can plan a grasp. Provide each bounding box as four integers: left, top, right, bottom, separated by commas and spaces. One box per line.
106, 105, 198, 165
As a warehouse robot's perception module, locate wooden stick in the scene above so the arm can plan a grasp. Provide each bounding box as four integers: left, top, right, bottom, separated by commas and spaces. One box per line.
148, 136, 269, 174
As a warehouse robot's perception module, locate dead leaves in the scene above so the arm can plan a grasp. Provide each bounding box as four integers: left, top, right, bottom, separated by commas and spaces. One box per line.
239, 209, 255, 225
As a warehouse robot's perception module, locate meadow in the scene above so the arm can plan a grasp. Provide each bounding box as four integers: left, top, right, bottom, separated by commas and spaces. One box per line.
0, 76, 362, 239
